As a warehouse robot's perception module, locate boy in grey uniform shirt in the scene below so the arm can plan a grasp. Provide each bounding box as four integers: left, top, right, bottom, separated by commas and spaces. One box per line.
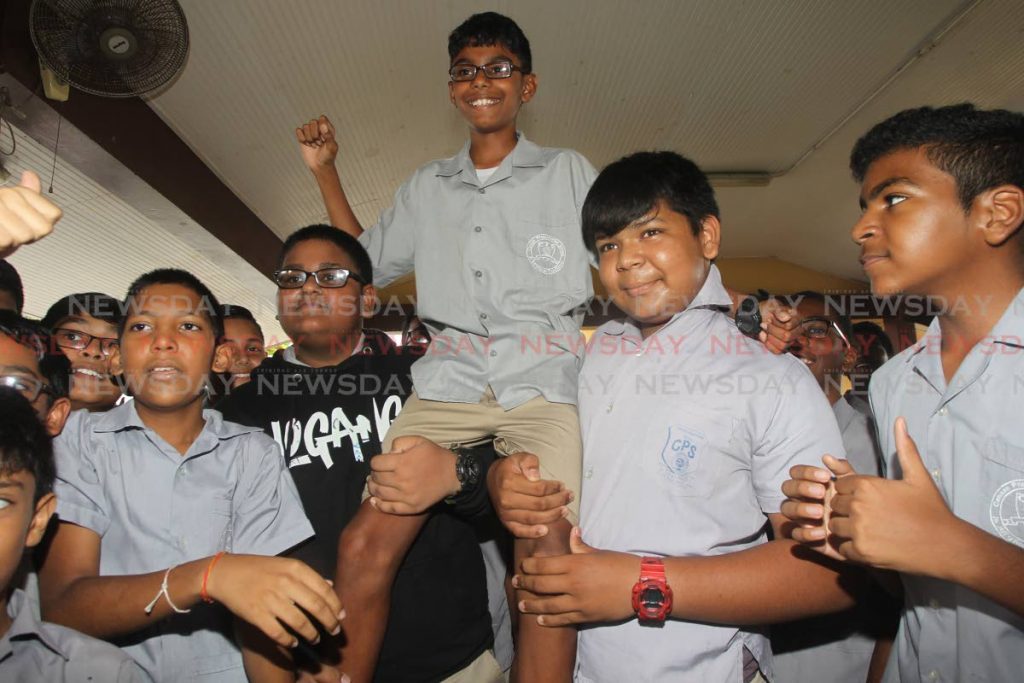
784, 104, 1024, 682
500, 152, 857, 682
0, 392, 144, 682
37, 269, 344, 682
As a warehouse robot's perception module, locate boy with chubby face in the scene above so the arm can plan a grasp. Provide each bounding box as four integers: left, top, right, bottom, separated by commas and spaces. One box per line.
783, 104, 1024, 682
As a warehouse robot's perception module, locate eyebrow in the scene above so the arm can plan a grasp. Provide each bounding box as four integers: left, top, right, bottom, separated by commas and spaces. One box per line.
0, 480, 25, 490
861, 176, 916, 208
281, 262, 347, 270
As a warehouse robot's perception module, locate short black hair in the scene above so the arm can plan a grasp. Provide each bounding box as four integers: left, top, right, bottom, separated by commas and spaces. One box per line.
280, 224, 373, 286
0, 259, 24, 314
850, 103, 1024, 210
0, 390, 55, 501
448, 12, 532, 74
852, 321, 894, 357
122, 269, 223, 340
41, 292, 123, 331
220, 304, 264, 340
791, 291, 853, 341
0, 310, 72, 401
582, 151, 719, 254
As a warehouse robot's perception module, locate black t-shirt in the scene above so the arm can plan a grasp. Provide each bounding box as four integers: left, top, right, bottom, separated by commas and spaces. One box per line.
218, 339, 493, 682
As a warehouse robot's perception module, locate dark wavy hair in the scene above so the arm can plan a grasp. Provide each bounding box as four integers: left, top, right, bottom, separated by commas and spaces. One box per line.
448, 12, 532, 73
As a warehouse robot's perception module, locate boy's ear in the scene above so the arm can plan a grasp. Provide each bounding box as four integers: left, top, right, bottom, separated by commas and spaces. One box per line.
26, 492, 56, 548
977, 184, 1024, 247
521, 72, 538, 103
360, 284, 379, 320
43, 396, 71, 438
841, 344, 859, 374
211, 342, 234, 374
699, 216, 722, 261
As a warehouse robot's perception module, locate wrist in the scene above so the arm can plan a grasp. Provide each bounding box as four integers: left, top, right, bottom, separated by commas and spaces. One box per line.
930, 517, 985, 583
447, 448, 481, 500
312, 163, 340, 180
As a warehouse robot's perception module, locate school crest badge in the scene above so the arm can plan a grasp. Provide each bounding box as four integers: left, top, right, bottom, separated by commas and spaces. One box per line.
990, 479, 1024, 548
526, 233, 566, 275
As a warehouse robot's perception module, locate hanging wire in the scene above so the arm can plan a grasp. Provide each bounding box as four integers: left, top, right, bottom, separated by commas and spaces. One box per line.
48, 109, 62, 193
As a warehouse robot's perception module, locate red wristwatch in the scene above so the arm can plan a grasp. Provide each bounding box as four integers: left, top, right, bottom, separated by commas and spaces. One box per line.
631, 557, 673, 624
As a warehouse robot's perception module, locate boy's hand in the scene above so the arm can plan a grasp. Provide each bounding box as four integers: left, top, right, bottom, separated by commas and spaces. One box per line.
759, 298, 801, 354
0, 170, 62, 258
829, 418, 959, 574
780, 454, 857, 561
206, 554, 344, 648
295, 116, 339, 173
367, 436, 459, 515
487, 452, 572, 538
514, 527, 634, 626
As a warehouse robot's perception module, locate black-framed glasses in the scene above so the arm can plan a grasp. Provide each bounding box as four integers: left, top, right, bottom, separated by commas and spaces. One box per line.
799, 317, 851, 347
273, 268, 365, 290
52, 328, 120, 356
448, 60, 526, 82
0, 374, 52, 402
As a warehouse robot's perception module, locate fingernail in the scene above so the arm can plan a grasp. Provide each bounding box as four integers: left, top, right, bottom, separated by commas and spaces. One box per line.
290, 639, 299, 648
312, 635, 321, 645
339, 609, 347, 620
511, 575, 520, 588
369, 497, 378, 508
332, 624, 342, 635
561, 507, 570, 518
568, 491, 575, 502
341, 675, 351, 683
518, 600, 527, 612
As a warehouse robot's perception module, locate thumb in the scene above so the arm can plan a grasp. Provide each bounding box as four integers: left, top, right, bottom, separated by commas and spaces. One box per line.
513, 452, 542, 482
19, 170, 42, 193
894, 416, 928, 484
319, 116, 335, 139
569, 527, 594, 555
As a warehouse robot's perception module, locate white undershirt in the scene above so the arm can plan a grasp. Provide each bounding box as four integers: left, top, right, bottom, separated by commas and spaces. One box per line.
475, 166, 499, 183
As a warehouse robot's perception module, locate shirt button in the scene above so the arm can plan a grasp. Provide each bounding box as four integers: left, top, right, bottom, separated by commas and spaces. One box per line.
480, 313, 488, 320
585, 468, 594, 479
931, 469, 941, 479
478, 188, 485, 194
938, 406, 948, 416
928, 671, 939, 681
490, 350, 497, 357
177, 466, 187, 477
929, 598, 940, 609
474, 270, 483, 278
606, 403, 613, 413
474, 226, 482, 233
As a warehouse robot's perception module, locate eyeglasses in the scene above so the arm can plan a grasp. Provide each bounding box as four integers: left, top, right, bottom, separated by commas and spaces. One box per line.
273, 268, 366, 289
0, 374, 52, 402
448, 60, 526, 82
52, 328, 120, 356
799, 317, 851, 347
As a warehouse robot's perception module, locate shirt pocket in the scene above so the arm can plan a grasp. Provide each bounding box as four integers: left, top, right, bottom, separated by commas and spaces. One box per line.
640, 407, 737, 499
981, 438, 1024, 549
508, 209, 587, 298
192, 494, 234, 553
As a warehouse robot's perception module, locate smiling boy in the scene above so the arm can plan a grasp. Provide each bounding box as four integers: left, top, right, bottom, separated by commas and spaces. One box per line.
496, 151, 856, 682
782, 103, 1024, 682
37, 269, 343, 681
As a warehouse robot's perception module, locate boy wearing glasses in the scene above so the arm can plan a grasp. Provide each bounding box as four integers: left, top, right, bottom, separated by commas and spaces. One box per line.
771, 291, 893, 682
0, 311, 72, 437
297, 12, 594, 679
42, 293, 124, 413
219, 225, 498, 682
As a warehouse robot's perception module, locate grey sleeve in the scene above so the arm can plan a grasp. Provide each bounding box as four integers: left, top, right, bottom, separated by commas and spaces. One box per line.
753, 364, 847, 512
231, 434, 314, 557
117, 658, 152, 683
52, 413, 110, 535
358, 178, 418, 288
571, 153, 600, 270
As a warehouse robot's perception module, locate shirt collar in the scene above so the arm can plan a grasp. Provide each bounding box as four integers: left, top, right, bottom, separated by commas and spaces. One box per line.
281, 333, 368, 367
1, 589, 69, 662
603, 264, 733, 340
91, 398, 262, 443
435, 132, 546, 179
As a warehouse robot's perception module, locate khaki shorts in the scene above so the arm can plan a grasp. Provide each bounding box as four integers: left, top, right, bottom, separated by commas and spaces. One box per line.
368, 388, 582, 521
440, 649, 505, 683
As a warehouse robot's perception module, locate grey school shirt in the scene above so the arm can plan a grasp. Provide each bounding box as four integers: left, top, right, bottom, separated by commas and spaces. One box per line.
54, 403, 314, 682
575, 266, 846, 682
869, 287, 1024, 683
1, 588, 147, 682
358, 133, 596, 409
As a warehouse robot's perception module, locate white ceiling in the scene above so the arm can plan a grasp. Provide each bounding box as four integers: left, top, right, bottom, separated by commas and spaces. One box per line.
2, 121, 288, 346
143, 0, 1024, 283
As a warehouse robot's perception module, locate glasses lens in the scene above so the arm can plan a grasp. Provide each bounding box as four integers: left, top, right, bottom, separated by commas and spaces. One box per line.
449, 64, 478, 81
483, 61, 514, 78
54, 328, 88, 350
275, 270, 307, 289
315, 269, 351, 288
0, 375, 43, 402
800, 321, 831, 339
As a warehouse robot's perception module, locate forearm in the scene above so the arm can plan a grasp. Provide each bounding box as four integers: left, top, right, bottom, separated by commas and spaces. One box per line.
238, 619, 295, 683
41, 557, 211, 638
334, 502, 427, 682
664, 539, 857, 624
312, 166, 364, 237
939, 519, 1024, 616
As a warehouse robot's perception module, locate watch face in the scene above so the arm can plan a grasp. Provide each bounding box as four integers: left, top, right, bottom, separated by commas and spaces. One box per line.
640, 585, 665, 611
